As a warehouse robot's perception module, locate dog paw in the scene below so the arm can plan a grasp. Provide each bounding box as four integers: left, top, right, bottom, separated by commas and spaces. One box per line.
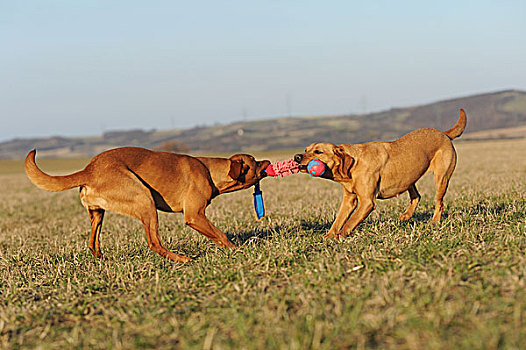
324, 232, 342, 239
168, 253, 192, 263
324, 232, 335, 238
89, 248, 103, 259
398, 213, 412, 222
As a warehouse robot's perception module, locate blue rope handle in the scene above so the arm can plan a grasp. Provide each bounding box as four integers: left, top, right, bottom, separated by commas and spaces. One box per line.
253, 183, 265, 219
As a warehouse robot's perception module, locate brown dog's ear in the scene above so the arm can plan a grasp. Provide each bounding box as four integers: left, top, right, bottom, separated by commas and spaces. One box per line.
228, 160, 250, 181
334, 146, 354, 178
228, 160, 243, 180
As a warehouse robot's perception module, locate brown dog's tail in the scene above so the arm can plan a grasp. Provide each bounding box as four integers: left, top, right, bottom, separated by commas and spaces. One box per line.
444, 109, 467, 140
24, 150, 88, 192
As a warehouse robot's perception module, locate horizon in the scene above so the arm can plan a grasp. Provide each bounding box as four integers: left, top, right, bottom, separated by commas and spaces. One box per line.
2, 88, 522, 143
2, 1, 526, 142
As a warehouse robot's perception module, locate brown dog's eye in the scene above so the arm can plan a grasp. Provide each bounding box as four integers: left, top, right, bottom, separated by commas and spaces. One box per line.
314, 150, 322, 154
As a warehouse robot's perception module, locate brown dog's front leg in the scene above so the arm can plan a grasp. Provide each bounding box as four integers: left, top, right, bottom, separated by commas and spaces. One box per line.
326, 190, 357, 238
140, 211, 192, 263
341, 193, 376, 236
184, 207, 236, 249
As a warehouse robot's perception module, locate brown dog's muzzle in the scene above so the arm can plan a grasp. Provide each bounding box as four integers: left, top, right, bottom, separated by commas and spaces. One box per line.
258, 160, 271, 178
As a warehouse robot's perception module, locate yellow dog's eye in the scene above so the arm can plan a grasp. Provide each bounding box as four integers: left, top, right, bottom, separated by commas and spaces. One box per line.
314, 150, 322, 154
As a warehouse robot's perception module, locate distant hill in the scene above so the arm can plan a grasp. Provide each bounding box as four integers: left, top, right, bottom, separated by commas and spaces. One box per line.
1, 89, 525, 159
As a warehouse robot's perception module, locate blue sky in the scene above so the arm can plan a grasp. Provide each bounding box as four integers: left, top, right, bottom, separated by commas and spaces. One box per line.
1, 0, 525, 141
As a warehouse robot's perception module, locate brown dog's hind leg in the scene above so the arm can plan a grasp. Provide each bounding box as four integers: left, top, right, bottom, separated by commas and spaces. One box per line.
88, 208, 105, 258
431, 148, 457, 224
96, 173, 191, 263
398, 184, 421, 222
432, 173, 451, 224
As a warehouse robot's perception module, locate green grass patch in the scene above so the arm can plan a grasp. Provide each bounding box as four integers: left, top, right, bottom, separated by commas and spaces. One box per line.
1, 139, 525, 349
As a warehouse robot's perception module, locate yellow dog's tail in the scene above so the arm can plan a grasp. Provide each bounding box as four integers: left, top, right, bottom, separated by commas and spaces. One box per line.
25, 150, 88, 192
444, 109, 467, 140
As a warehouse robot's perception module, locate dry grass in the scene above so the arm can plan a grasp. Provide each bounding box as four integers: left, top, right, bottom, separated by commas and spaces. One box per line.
0, 139, 525, 349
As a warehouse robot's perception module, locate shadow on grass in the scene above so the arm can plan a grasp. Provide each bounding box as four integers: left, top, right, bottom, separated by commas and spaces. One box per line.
296, 209, 442, 233
465, 201, 510, 216
227, 225, 282, 246
228, 219, 342, 245
299, 220, 332, 235
407, 211, 435, 222
158, 199, 519, 262
227, 200, 517, 248
297, 200, 515, 233
404, 200, 511, 223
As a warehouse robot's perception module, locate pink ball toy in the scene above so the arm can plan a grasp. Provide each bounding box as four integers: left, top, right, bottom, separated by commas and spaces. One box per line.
307, 159, 326, 177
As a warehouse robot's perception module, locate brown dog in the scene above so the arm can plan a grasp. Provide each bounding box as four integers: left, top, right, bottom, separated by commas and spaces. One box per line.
294, 109, 467, 237
25, 147, 270, 262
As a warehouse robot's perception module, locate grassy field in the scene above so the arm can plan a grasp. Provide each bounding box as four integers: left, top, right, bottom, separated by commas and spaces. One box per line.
0, 139, 525, 349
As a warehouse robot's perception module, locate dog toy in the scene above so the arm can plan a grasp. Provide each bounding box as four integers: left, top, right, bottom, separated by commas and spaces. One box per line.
307, 159, 326, 177
252, 158, 299, 219
264, 158, 299, 177
253, 183, 265, 219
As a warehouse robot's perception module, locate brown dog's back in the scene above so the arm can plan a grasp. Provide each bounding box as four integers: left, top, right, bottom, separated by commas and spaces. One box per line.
339, 127, 455, 199
381, 128, 456, 197
86, 147, 214, 197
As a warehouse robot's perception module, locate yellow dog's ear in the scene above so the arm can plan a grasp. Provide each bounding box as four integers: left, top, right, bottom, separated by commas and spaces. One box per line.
228, 159, 249, 181
334, 146, 354, 178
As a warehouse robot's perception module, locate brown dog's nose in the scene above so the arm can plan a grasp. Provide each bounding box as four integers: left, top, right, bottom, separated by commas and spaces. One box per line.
294, 154, 303, 163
